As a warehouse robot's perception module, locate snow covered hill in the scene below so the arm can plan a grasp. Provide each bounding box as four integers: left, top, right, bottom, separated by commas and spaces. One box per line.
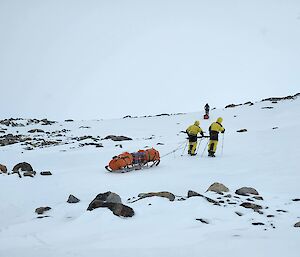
1, 95, 300, 257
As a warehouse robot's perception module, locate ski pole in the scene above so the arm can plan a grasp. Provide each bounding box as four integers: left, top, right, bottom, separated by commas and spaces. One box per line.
181, 140, 188, 156
221, 134, 225, 156
201, 138, 209, 157
195, 138, 203, 154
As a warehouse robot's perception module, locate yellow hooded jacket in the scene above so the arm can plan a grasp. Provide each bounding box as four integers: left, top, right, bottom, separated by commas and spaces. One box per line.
209, 117, 225, 141
186, 121, 204, 137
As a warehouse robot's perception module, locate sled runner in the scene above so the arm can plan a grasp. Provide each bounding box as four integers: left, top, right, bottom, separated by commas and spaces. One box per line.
203, 114, 209, 119
105, 148, 160, 172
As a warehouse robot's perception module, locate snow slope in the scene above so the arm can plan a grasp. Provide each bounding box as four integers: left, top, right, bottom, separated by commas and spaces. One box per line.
0, 97, 300, 257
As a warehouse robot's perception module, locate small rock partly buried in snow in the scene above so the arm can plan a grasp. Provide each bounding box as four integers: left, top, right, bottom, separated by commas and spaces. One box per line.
12, 162, 33, 172
187, 190, 201, 198
272, 127, 279, 130
236, 129, 248, 133
23, 171, 36, 177
235, 212, 243, 216
267, 215, 275, 218
292, 198, 300, 202
276, 209, 288, 213
187, 190, 220, 205
104, 135, 132, 141
37, 215, 50, 219
206, 182, 229, 194
0, 164, 7, 173
35, 207, 51, 215
235, 187, 259, 196
67, 194, 80, 203
261, 106, 274, 109
240, 202, 262, 211
294, 222, 300, 227
252, 222, 265, 226
40, 171, 52, 176
253, 196, 264, 201
137, 192, 175, 202
28, 129, 45, 133
196, 218, 209, 224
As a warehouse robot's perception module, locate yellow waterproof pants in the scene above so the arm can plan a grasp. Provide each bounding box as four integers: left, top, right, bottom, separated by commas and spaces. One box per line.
208, 140, 218, 153
188, 141, 197, 155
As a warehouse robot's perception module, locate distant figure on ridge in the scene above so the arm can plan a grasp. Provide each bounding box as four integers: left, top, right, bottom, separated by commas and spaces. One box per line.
208, 117, 225, 157
186, 121, 204, 156
204, 103, 210, 119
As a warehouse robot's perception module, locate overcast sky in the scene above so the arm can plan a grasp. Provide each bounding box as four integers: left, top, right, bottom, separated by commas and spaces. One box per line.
0, 0, 299, 120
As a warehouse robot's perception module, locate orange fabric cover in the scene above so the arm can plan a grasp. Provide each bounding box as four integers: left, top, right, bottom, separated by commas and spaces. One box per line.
108, 152, 133, 171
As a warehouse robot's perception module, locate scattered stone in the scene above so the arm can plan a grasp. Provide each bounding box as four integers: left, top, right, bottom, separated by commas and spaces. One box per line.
37, 215, 50, 219
187, 190, 220, 205
253, 196, 264, 201
87, 192, 122, 211
206, 182, 229, 194
235, 187, 259, 196
276, 209, 288, 213
225, 103, 242, 109
0, 164, 7, 173
155, 113, 170, 117
28, 129, 45, 133
267, 215, 275, 218
224, 194, 232, 198
272, 101, 278, 104
135, 192, 175, 202
219, 200, 225, 204
261, 93, 299, 102
67, 194, 80, 203
196, 218, 209, 224
228, 202, 237, 205
272, 127, 279, 130
157, 142, 164, 145
292, 198, 300, 202
23, 171, 36, 177
240, 202, 262, 211
294, 222, 300, 227
235, 212, 243, 216
65, 119, 74, 122
35, 206, 51, 215
115, 144, 123, 148
244, 101, 254, 106
40, 171, 52, 176
252, 222, 265, 226
246, 198, 254, 202
104, 135, 132, 141
261, 107, 274, 109
236, 129, 247, 133
12, 162, 33, 172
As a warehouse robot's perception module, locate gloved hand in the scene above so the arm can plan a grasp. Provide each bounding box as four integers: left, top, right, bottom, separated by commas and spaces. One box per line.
221, 129, 225, 134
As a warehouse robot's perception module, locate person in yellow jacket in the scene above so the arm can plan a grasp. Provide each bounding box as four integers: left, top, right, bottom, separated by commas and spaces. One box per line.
186, 120, 204, 156
208, 117, 225, 157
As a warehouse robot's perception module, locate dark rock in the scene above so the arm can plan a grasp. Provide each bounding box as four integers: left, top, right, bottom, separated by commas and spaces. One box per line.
244, 101, 254, 106
155, 113, 170, 117
136, 192, 175, 202
157, 142, 164, 145
252, 222, 265, 226
261, 93, 299, 102
23, 171, 36, 177
28, 129, 45, 133
272, 127, 279, 130
196, 218, 209, 224
276, 209, 288, 213
40, 171, 52, 176
36, 215, 50, 219
267, 215, 275, 218
292, 198, 300, 202
246, 198, 254, 202
253, 196, 264, 200
237, 129, 247, 133
294, 222, 300, 227
0, 164, 7, 173
225, 103, 242, 109
240, 202, 262, 211
65, 119, 74, 122
35, 206, 51, 215
12, 162, 33, 172
87, 191, 122, 211
115, 144, 123, 148
224, 194, 232, 198
235, 212, 243, 216
104, 135, 133, 141
67, 194, 80, 203
235, 187, 259, 196
261, 107, 274, 109
123, 115, 132, 119
206, 182, 229, 193
187, 190, 220, 205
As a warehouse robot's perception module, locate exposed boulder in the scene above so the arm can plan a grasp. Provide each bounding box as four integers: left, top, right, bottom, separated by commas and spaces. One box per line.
104, 135, 133, 141
237, 129, 248, 133
67, 194, 80, 203
87, 192, 134, 218
235, 187, 259, 196
240, 202, 262, 211
12, 162, 33, 172
252, 222, 265, 226
40, 171, 52, 176
206, 182, 229, 194
28, 129, 45, 133
23, 171, 36, 177
187, 190, 220, 205
35, 206, 51, 215
225, 103, 242, 109
134, 191, 175, 202
0, 164, 7, 173
196, 218, 209, 224
294, 222, 300, 227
